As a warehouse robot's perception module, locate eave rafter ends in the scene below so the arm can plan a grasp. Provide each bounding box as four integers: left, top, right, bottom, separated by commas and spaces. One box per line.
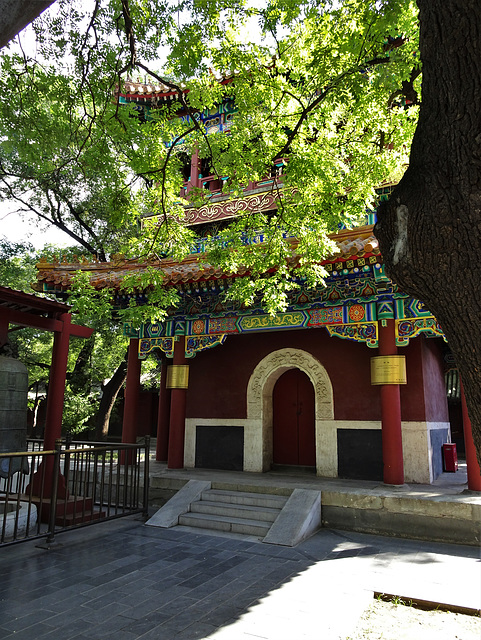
34, 225, 380, 293
119, 73, 235, 102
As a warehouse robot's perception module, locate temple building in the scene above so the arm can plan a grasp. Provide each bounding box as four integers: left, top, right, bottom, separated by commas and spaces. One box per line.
34, 79, 460, 487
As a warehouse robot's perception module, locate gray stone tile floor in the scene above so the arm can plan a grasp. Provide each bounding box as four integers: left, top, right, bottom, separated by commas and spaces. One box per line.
0, 516, 479, 639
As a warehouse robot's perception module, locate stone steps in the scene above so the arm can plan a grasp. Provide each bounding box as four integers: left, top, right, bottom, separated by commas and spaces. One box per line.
204, 488, 288, 510
146, 480, 322, 546
178, 511, 272, 537
178, 488, 287, 537
190, 500, 281, 522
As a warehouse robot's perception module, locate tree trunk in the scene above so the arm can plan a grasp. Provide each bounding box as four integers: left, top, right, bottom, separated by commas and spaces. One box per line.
69, 336, 95, 393
94, 354, 128, 440
375, 0, 481, 464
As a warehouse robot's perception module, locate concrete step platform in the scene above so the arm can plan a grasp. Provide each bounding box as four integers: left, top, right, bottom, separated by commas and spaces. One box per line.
147, 462, 481, 546
58, 509, 106, 526
29, 494, 105, 525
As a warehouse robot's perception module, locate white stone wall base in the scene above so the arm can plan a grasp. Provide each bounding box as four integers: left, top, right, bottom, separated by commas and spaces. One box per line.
402, 421, 451, 484
184, 418, 451, 485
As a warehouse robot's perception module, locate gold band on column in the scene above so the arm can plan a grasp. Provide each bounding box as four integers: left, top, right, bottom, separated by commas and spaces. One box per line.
166, 365, 189, 389
371, 355, 407, 385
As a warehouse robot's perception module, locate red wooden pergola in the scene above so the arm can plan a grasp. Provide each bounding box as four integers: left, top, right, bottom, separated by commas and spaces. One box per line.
0, 286, 93, 451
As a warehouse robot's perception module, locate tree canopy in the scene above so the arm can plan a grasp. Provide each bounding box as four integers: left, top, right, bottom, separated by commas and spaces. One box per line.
0, 238, 132, 437
0, 0, 419, 312
2, 0, 481, 463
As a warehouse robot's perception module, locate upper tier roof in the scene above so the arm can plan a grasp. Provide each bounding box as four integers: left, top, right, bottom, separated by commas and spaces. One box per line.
34, 226, 380, 293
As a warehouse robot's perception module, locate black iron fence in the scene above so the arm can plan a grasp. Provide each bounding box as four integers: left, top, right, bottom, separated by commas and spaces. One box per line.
0, 438, 150, 547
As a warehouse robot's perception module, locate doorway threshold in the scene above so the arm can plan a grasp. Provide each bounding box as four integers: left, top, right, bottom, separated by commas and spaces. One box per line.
271, 464, 316, 475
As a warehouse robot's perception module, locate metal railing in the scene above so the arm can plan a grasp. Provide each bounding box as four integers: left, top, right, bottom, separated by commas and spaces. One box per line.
0, 438, 150, 547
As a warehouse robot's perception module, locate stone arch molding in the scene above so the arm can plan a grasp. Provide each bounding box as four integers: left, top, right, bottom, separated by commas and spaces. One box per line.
243, 348, 335, 473
247, 348, 334, 421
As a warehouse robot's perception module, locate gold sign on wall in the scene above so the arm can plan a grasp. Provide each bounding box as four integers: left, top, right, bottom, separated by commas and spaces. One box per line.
166, 365, 189, 389
371, 356, 407, 385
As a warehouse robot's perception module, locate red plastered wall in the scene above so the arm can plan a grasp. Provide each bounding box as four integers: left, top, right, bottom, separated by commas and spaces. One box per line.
398, 336, 448, 422
186, 328, 381, 420
185, 329, 447, 426
421, 338, 449, 422
399, 338, 426, 421
136, 391, 159, 437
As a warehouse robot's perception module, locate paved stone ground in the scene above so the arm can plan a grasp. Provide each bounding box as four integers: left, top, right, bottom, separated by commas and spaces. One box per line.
0, 516, 479, 640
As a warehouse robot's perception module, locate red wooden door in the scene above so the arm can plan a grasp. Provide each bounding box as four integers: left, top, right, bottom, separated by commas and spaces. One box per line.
273, 369, 316, 466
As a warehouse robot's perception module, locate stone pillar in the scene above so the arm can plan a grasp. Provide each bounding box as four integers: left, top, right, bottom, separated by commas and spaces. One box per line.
373, 319, 405, 485
155, 361, 171, 462
121, 338, 141, 444
460, 383, 481, 491
167, 337, 188, 469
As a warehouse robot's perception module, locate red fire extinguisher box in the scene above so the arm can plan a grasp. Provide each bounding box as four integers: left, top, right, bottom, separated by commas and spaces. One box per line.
442, 443, 458, 472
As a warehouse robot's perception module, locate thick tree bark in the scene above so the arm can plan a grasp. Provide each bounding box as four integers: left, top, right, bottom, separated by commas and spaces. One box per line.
375, 0, 481, 464
94, 354, 128, 440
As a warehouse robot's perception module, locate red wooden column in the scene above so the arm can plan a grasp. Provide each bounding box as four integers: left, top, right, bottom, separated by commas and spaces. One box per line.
34, 312, 73, 497
460, 383, 481, 491
186, 148, 202, 193
167, 337, 188, 469
43, 313, 72, 451
375, 319, 405, 485
3, 294, 93, 499
156, 361, 171, 461
121, 338, 142, 444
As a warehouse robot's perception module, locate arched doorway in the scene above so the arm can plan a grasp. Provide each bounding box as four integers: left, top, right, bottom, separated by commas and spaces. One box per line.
273, 368, 316, 467
245, 348, 335, 474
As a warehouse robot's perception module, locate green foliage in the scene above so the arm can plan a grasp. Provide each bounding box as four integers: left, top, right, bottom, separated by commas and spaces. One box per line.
67, 265, 180, 330
62, 385, 97, 436
0, 0, 425, 435
0, 43, 141, 260
0, 0, 421, 315
67, 271, 115, 328
0, 238, 37, 292
1, 244, 129, 436
0, 239, 55, 388
11, 327, 54, 392
116, 266, 181, 327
